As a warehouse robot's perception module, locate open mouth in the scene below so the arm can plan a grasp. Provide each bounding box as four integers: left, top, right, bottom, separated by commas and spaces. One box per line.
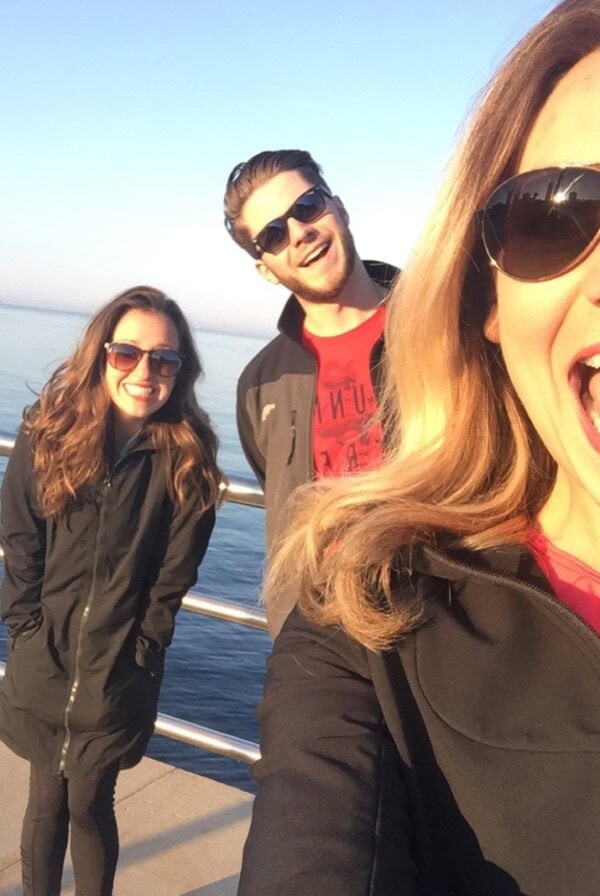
300, 240, 330, 267
572, 352, 600, 434
124, 384, 155, 400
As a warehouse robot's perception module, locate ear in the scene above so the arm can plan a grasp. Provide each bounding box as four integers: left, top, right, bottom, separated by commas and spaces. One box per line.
484, 302, 500, 343
333, 195, 350, 225
255, 258, 280, 286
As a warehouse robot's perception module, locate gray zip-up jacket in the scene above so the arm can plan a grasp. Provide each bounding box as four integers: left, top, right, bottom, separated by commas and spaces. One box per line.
236, 260, 398, 635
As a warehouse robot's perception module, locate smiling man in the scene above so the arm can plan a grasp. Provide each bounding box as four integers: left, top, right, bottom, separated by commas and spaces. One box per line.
224, 150, 398, 636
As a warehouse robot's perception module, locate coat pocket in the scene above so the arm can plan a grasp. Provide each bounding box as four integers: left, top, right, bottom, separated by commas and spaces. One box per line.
9, 623, 43, 652
4, 622, 68, 724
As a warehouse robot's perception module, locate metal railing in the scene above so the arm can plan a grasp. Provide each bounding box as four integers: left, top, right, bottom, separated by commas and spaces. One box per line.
0, 430, 265, 765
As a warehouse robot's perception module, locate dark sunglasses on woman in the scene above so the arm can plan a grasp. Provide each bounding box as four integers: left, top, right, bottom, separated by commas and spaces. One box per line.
104, 343, 182, 378
480, 165, 600, 281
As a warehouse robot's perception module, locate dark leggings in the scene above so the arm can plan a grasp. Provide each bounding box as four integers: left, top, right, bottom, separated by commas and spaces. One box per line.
21, 763, 119, 896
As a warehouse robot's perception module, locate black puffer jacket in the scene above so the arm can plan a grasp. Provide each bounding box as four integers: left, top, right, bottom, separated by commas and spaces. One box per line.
0, 426, 215, 775
239, 543, 600, 895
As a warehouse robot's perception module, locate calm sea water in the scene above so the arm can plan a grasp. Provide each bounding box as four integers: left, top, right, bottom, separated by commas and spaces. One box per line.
0, 303, 272, 791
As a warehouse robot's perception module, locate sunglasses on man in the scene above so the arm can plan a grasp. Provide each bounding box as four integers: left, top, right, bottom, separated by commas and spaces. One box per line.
225, 184, 332, 259
251, 185, 332, 258
480, 165, 600, 281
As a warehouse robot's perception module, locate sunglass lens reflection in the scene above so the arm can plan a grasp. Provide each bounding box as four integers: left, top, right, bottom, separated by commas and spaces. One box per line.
261, 222, 288, 255
151, 351, 182, 377
109, 345, 141, 371
294, 191, 326, 223
483, 167, 600, 280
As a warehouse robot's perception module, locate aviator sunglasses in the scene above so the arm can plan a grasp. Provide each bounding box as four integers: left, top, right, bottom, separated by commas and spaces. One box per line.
250, 185, 332, 258
480, 165, 600, 282
104, 342, 182, 378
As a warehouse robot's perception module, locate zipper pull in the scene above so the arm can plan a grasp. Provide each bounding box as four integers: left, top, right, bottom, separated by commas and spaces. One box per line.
286, 410, 297, 465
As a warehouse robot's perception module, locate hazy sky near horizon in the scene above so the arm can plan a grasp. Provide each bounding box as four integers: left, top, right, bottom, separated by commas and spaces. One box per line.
2, 0, 554, 336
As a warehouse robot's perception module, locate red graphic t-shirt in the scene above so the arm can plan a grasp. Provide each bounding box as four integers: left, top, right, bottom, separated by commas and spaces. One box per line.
528, 530, 600, 635
301, 305, 385, 479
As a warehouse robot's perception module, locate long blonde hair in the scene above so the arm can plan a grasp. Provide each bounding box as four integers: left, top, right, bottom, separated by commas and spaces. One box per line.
26, 286, 223, 519
264, 0, 600, 650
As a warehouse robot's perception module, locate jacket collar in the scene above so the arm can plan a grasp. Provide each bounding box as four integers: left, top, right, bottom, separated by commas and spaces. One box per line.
110, 426, 156, 470
276, 259, 399, 343
408, 540, 552, 596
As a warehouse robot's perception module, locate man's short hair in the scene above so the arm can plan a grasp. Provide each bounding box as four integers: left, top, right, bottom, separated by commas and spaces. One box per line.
223, 149, 331, 256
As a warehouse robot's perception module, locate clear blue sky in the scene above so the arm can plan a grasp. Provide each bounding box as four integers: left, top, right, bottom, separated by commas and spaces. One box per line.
1, 0, 554, 336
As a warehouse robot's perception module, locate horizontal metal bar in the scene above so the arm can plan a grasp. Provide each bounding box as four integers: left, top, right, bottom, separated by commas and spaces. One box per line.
0, 433, 13, 456
155, 712, 260, 764
182, 592, 267, 630
0, 662, 260, 764
223, 478, 265, 508
0, 430, 265, 508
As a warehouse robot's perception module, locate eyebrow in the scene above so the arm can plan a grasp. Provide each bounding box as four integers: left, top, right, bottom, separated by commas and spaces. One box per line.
112, 339, 178, 350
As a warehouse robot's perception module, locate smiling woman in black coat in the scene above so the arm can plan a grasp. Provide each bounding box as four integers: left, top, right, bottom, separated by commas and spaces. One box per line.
0, 286, 222, 896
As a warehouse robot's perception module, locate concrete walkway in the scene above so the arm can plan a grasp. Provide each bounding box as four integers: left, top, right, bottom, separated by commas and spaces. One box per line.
0, 743, 253, 895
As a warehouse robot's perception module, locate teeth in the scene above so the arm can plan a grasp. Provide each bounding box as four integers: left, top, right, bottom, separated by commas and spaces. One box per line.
304, 244, 327, 265
125, 385, 153, 397
591, 408, 600, 435
581, 352, 600, 369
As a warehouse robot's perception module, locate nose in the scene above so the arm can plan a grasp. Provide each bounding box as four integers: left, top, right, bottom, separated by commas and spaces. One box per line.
581, 242, 600, 305
131, 352, 153, 379
287, 216, 317, 247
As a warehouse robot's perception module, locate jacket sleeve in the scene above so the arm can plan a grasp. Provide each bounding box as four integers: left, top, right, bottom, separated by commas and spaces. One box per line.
0, 426, 46, 638
238, 609, 419, 895
136, 496, 216, 671
236, 375, 266, 489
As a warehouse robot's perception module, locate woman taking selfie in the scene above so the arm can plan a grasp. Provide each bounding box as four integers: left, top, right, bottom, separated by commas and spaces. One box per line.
0, 286, 221, 895
238, 1, 600, 893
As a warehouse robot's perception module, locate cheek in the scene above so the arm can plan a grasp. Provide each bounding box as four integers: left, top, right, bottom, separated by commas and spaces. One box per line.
103, 368, 119, 402
493, 278, 573, 428
159, 379, 177, 405
494, 277, 567, 363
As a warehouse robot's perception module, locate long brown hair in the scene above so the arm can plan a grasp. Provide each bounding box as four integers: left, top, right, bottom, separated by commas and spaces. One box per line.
27, 286, 222, 519
263, 0, 600, 650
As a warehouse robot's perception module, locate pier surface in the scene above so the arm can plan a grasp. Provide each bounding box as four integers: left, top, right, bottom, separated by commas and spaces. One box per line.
0, 743, 253, 895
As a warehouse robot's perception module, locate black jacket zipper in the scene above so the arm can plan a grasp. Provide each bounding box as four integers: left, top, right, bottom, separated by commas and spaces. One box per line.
57, 442, 144, 775
58, 473, 112, 775
422, 544, 600, 652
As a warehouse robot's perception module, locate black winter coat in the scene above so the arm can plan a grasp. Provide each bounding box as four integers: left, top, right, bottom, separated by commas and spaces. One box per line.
238, 543, 600, 895
0, 426, 215, 776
